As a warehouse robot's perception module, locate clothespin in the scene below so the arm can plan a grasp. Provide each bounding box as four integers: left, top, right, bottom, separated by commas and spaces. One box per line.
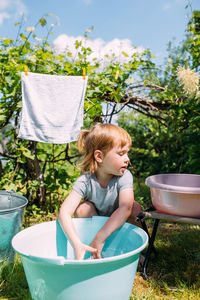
83, 67, 86, 80
115, 70, 120, 81
24, 65, 28, 76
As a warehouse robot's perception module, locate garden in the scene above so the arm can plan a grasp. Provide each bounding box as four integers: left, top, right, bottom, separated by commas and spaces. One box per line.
0, 8, 200, 300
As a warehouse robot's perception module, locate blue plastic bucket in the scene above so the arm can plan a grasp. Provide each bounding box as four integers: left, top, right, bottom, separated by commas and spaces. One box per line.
12, 216, 148, 300
0, 190, 28, 263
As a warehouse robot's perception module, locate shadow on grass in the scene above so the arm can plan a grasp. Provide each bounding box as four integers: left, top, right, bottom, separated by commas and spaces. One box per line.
0, 255, 32, 300
144, 222, 200, 290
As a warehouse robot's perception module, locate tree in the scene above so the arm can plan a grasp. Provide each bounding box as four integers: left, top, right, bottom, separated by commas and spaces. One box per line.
0, 14, 155, 209
1, 10, 199, 212
118, 9, 200, 181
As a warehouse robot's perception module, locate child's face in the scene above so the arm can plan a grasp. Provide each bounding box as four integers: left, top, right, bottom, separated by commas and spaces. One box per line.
100, 143, 130, 176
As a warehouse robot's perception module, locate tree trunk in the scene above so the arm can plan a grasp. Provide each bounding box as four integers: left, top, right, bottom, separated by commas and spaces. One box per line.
25, 142, 46, 205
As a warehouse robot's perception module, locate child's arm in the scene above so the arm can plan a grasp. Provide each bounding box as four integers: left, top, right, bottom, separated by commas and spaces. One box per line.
90, 188, 134, 258
58, 190, 97, 260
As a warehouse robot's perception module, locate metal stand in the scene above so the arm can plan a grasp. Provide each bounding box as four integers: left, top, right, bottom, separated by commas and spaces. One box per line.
137, 207, 200, 281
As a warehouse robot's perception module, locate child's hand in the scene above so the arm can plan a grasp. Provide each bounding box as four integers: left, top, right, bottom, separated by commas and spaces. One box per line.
90, 237, 105, 259
75, 242, 97, 260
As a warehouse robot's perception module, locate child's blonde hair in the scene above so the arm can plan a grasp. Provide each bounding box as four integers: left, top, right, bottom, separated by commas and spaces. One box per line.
78, 123, 132, 174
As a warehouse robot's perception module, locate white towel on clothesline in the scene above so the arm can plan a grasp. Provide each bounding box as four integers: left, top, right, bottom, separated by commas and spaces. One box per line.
18, 72, 88, 144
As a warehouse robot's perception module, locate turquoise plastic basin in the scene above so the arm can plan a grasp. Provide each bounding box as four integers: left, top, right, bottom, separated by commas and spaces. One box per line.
12, 216, 148, 300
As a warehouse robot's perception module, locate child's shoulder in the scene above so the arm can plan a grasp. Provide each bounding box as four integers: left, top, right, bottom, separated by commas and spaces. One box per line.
76, 173, 92, 182
75, 173, 97, 185
73, 173, 93, 196
117, 170, 133, 188
120, 169, 133, 180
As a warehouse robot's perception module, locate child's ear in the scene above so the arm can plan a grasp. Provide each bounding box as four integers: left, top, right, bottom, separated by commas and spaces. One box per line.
94, 150, 103, 163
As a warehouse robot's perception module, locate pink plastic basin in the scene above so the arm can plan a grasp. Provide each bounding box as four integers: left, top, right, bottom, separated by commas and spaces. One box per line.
145, 174, 200, 218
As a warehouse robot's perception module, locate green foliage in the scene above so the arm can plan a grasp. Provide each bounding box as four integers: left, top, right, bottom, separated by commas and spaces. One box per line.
0, 14, 151, 212
185, 10, 200, 69
118, 9, 200, 187
1, 9, 200, 213
0, 258, 31, 299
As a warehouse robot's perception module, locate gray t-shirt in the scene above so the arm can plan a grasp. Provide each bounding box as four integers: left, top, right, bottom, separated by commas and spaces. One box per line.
73, 170, 133, 216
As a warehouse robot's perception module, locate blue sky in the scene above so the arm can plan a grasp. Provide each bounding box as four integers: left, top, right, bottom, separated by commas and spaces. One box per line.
0, 0, 200, 64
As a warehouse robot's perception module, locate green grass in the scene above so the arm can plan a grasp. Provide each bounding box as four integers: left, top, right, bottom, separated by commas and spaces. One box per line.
0, 257, 31, 300
131, 222, 200, 299
0, 221, 200, 299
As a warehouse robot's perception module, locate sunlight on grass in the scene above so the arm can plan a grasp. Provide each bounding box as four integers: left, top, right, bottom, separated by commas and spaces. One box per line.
131, 222, 200, 299
0, 255, 32, 300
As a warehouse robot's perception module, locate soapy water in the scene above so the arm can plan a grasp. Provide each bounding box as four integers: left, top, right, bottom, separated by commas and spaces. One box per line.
86, 248, 124, 259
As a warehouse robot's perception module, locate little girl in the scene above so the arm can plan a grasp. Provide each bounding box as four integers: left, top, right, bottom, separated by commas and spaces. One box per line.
59, 123, 141, 260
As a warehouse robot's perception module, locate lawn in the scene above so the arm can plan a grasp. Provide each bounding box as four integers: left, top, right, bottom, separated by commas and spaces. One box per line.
0, 219, 200, 300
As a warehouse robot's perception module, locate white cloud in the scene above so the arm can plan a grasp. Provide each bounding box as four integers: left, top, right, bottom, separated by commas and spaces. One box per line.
13, 0, 27, 15
175, 0, 185, 4
162, 3, 171, 11
0, 0, 27, 26
53, 34, 144, 64
0, 0, 11, 11
0, 11, 10, 24
162, 0, 185, 11
83, 0, 93, 5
